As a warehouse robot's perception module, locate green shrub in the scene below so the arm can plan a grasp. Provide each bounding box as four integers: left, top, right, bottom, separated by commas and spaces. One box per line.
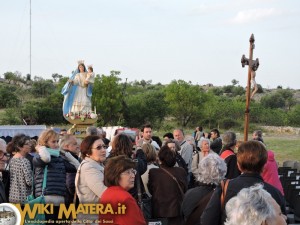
220, 118, 239, 130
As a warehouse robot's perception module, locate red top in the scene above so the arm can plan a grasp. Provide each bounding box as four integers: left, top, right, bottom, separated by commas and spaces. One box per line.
99, 186, 146, 225
262, 150, 284, 196
220, 150, 234, 160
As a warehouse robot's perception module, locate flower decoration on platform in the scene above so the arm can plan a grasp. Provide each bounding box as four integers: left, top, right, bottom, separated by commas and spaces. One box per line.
65, 110, 98, 121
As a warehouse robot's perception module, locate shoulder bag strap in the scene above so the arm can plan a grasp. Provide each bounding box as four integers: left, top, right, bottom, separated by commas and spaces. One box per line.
185, 190, 214, 225
161, 167, 184, 197
220, 179, 230, 210
30, 166, 35, 195
180, 141, 186, 147
132, 159, 144, 210
75, 161, 87, 196
5, 155, 11, 171
135, 169, 143, 209
41, 165, 48, 195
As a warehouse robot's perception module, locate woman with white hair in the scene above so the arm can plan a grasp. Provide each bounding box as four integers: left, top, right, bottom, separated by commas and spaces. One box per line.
182, 154, 227, 225
191, 138, 217, 182
225, 184, 287, 225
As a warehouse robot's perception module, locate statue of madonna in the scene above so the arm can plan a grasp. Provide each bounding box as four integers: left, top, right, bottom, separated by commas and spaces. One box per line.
61, 61, 95, 116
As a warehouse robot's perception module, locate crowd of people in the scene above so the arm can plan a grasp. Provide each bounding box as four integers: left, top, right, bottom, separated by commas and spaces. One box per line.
0, 125, 287, 225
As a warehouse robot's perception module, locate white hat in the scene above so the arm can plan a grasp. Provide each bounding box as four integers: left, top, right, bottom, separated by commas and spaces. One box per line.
0, 138, 7, 153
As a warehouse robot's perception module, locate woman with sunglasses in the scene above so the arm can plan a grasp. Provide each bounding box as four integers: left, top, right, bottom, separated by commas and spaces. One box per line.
75, 135, 107, 225
100, 155, 146, 225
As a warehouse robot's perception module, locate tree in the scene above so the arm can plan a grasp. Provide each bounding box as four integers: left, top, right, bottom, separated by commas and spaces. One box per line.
165, 80, 207, 127
257, 84, 264, 93
259, 108, 287, 126
288, 104, 300, 126
92, 71, 123, 126
21, 101, 39, 125
277, 89, 296, 111
1, 108, 22, 125
223, 85, 234, 94
140, 80, 147, 88
31, 79, 55, 97
202, 92, 219, 128
125, 90, 168, 128
232, 86, 245, 96
211, 87, 223, 96
3, 72, 16, 84
0, 86, 19, 108
52, 73, 63, 82
231, 79, 239, 86
261, 93, 285, 109
14, 71, 24, 84
215, 98, 244, 128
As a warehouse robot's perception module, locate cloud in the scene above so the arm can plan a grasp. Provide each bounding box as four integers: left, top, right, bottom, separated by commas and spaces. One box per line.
188, 3, 226, 16
228, 8, 283, 24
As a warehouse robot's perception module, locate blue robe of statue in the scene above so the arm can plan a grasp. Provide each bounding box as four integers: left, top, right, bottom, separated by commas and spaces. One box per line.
61, 69, 93, 116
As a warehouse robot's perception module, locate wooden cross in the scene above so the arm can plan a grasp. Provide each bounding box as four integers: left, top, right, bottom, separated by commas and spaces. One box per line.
241, 34, 260, 141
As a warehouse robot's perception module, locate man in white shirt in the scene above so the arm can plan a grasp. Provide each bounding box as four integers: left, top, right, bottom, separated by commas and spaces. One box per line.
173, 129, 193, 184
137, 124, 159, 150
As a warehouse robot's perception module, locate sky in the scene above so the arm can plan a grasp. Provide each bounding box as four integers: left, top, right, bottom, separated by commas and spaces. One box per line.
1, 0, 300, 89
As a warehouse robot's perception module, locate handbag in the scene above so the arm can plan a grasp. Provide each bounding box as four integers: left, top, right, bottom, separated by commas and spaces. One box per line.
137, 187, 168, 225
220, 179, 230, 210
1, 169, 10, 201
2, 156, 12, 201
135, 163, 168, 224
24, 165, 48, 225
136, 169, 153, 220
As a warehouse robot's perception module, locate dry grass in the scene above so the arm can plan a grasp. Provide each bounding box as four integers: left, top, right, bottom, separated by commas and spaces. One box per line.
263, 134, 300, 166
155, 130, 300, 166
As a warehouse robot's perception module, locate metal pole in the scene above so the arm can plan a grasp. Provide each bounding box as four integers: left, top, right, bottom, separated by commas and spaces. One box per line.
244, 34, 255, 141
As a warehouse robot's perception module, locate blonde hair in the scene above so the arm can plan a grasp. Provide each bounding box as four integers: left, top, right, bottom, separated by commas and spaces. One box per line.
38, 129, 59, 147
141, 143, 157, 163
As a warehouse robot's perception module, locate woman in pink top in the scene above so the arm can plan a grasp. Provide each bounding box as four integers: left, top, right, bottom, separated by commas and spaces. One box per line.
261, 150, 284, 196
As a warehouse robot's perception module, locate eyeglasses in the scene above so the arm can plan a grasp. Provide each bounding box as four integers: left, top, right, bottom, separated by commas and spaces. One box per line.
121, 169, 137, 176
0, 152, 9, 159
93, 145, 108, 150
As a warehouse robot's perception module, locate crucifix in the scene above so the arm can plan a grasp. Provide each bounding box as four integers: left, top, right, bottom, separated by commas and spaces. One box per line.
241, 34, 260, 141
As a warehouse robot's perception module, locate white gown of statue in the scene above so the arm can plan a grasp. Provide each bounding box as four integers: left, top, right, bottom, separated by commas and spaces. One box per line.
71, 72, 95, 113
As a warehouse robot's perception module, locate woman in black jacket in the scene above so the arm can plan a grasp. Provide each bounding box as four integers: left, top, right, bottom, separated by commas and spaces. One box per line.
182, 154, 227, 225
148, 145, 188, 225
33, 129, 78, 224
